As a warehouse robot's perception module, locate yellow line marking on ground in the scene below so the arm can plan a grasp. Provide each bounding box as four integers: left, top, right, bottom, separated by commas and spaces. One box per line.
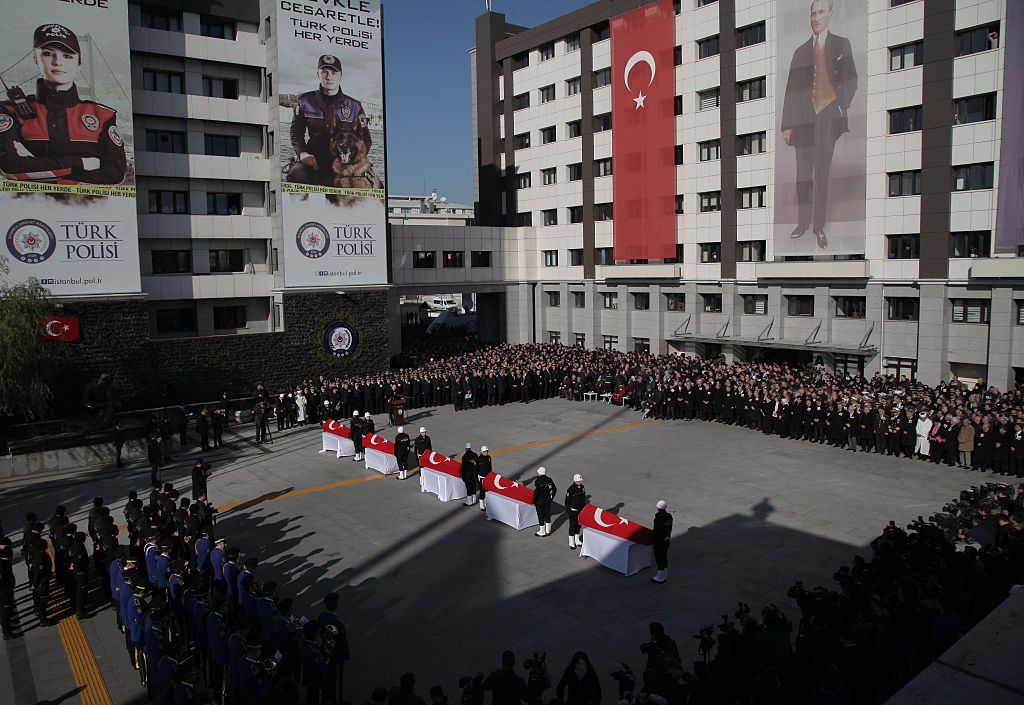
45, 550, 114, 705
488, 419, 659, 456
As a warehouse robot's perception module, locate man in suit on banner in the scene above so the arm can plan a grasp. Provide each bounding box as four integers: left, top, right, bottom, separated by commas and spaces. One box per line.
781, 0, 858, 250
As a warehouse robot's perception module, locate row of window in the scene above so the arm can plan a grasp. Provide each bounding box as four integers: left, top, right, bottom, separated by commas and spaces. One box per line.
545, 332, 651, 352
148, 190, 243, 215
140, 7, 237, 40
886, 231, 994, 259
886, 162, 994, 196
151, 249, 247, 274
550, 289, 996, 324
155, 305, 248, 334
143, 70, 240, 99
889, 94, 997, 133
411, 251, 492, 269
696, 22, 766, 61
146, 130, 243, 157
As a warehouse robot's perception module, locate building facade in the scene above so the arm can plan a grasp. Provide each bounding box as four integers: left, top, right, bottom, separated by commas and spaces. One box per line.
394, 0, 1024, 389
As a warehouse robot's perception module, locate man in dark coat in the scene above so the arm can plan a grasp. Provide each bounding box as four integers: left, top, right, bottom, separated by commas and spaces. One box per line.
780, 0, 858, 249
191, 461, 210, 500
650, 500, 673, 584
532, 467, 557, 538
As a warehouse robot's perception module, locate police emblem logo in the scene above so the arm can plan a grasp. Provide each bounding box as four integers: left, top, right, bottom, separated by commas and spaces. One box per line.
342, 106, 352, 119
322, 55, 335, 65
108, 125, 124, 147
81, 114, 99, 131
6, 219, 57, 265
322, 321, 358, 359
295, 222, 330, 259
0, 114, 12, 132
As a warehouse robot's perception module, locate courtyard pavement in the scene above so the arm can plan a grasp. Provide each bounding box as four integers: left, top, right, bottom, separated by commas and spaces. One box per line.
0, 398, 987, 705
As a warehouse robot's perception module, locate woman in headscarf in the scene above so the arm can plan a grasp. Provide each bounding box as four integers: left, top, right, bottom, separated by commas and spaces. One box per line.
555, 651, 601, 705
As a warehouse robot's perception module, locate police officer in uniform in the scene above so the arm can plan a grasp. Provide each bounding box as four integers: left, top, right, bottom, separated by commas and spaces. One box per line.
393, 426, 411, 481
0, 544, 15, 639
0, 24, 128, 185
532, 467, 556, 538
460, 443, 478, 508
565, 474, 587, 550
288, 54, 369, 186
650, 500, 673, 584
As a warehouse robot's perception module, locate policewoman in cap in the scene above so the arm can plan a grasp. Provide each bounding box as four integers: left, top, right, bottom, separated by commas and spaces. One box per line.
287, 53, 368, 185
0, 24, 127, 184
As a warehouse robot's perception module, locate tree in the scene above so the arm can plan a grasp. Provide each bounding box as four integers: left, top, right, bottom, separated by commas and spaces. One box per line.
0, 256, 54, 420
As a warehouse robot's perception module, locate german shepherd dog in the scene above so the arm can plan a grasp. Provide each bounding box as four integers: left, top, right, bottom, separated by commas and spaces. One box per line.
328, 117, 382, 207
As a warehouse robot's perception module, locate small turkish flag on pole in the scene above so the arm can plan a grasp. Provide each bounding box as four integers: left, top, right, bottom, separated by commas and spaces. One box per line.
612, 0, 677, 261
40, 315, 80, 342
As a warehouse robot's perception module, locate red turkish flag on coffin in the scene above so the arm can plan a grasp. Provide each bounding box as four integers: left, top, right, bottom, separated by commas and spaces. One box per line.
579, 504, 654, 545
611, 0, 677, 261
418, 450, 462, 478
40, 315, 80, 342
362, 433, 395, 454
321, 420, 352, 439
482, 472, 535, 504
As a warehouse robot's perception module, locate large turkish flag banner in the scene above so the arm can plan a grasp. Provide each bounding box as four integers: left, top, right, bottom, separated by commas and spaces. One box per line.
611, 0, 677, 261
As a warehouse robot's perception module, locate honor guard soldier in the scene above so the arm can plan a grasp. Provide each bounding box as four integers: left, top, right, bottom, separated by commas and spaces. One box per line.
650, 500, 673, 584
413, 427, 432, 457
207, 597, 230, 704
69, 531, 90, 617
532, 468, 556, 538
461, 443, 479, 507
0, 24, 128, 185
173, 657, 199, 705
287, 54, 369, 186
350, 411, 364, 462
394, 426, 411, 480
363, 411, 375, 436
565, 475, 587, 549
476, 447, 493, 511
237, 637, 268, 705
192, 461, 211, 501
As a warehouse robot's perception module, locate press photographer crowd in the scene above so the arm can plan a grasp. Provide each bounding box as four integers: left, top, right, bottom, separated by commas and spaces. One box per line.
2, 342, 1023, 705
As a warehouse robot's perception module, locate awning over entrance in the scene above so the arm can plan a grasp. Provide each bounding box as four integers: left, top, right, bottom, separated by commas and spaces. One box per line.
667, 334, 876, 356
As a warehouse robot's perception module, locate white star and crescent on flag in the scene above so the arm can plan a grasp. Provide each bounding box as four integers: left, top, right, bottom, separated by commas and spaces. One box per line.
623, 50, 657, 110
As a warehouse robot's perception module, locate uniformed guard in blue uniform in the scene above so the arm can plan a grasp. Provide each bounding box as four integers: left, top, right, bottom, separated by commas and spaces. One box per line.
318, 592, 350, 705
236, 637, 269, 705
287, 54, 369, 186
299, 621, 328, 705
206, 597, 229, 704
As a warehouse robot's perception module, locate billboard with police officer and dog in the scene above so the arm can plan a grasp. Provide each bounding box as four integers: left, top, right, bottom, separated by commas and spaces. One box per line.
276, 0, 388, 288
0, 1, 139, 296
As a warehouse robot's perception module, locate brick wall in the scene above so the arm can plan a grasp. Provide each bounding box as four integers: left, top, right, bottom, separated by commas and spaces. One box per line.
46, 290, 391, 415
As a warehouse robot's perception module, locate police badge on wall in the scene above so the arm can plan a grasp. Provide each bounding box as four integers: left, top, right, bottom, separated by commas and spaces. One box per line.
322, 320, 359, 358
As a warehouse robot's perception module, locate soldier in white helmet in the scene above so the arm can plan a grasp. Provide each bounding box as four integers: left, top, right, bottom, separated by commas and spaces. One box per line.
362, 411, 375, 435
476, 446, 492, 510
650, 500, 673, 584
461, 443, 478, 507
532, 467, 556, 537
565, 474, 587, 549
349, 411, 363, 461
394, 426, 411, 480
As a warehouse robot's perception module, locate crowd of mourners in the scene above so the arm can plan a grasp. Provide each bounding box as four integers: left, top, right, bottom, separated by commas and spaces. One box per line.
264, 343, 1024, 477
3, 342, 1024, 705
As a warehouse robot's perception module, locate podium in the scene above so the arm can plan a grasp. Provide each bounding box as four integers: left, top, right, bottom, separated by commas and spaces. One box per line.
389, 397, 407, 426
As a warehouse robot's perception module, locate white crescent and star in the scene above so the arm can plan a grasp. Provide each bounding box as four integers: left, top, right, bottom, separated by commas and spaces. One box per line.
370, 435, 383, 445
428, 451, 444, 466
327, 420, 338, 431
623, 50, 656, 110
593, 508, 629, 528
492, 475, 518, 491
45, 320, 68, 337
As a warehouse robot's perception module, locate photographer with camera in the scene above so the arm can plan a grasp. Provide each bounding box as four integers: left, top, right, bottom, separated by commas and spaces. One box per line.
555, 651, 601, 705
482, 650, 528, 705
522, 652, 551, 705
639, 623, 679, 699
